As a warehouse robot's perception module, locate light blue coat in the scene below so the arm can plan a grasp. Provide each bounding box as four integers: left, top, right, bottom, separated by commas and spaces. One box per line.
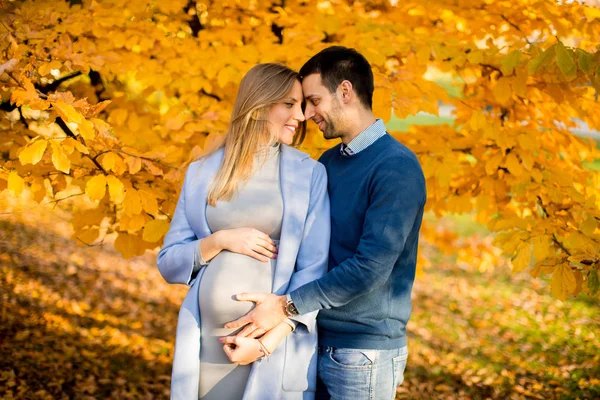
157, 145, 330, 400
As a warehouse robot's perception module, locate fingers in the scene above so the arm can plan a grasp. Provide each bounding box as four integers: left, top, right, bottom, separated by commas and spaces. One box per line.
234, 292, 266, 303
236, 323, 260, 338
220, 336, 239, 346
223, 344, 236, 363
247, 328, 266, 339
247, 248, 271, 263
224, 314, 252, 329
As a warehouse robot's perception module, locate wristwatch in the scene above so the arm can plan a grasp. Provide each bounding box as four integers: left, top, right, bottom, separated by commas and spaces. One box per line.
284, 294, 299, 317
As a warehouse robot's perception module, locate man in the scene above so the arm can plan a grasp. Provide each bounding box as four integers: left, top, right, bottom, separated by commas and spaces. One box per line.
226, 46, 426, 399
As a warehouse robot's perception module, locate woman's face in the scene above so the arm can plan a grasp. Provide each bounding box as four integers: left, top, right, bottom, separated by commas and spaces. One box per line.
267, 80, 305, 145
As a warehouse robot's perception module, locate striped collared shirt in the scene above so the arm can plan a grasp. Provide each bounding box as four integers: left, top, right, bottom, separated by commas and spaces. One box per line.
340, 118, 387, 156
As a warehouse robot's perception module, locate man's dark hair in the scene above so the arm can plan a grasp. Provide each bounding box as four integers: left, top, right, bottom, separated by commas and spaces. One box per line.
299, 46, 374, 109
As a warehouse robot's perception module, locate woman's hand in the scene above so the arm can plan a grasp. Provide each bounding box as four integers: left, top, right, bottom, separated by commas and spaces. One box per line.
218, 228, 277, 263
220, 336, 266, 365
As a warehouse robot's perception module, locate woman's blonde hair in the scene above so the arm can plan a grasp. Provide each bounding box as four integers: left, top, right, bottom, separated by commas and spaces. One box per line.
206, 63, 306, 206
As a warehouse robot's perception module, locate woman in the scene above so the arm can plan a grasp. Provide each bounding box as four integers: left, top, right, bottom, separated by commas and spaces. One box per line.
157, 63, 330, 400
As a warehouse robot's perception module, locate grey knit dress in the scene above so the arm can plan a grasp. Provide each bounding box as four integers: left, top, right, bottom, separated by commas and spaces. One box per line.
198, 145, 283, 399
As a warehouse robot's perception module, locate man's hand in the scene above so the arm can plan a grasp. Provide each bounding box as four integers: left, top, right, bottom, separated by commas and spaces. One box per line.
224, 293, 288, 338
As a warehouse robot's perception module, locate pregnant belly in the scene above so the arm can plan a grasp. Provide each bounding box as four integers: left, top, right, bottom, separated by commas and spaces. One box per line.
198, 251, 275, 330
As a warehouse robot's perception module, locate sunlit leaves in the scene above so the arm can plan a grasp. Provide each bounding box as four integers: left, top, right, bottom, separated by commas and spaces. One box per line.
106, 176, 125, 203
123, 189, 142, 216
53, 101, 83, 124
18, 140, 47, 165
7, 172, 24, 196
50, 141, 71, 173
86, 175, 107, 201
142, 219, 170, 242
551, 264, 577, 301
2, 0, 600, 301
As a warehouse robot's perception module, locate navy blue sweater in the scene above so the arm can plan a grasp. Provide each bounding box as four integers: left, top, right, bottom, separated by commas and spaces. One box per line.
290, 134, 426, 350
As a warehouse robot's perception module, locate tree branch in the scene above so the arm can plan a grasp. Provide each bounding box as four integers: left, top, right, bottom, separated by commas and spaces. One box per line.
183, 0, 204, 37
115, 149, 178, 169
552, 233, 572, 257
55, 116, 107, 174
200, 89, 221, 101
499, 14, 532, 45
37, 71, 82, 94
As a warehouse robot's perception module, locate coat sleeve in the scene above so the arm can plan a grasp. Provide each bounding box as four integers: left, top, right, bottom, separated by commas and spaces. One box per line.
285, 162, 330, 332
156, 163, 202, 286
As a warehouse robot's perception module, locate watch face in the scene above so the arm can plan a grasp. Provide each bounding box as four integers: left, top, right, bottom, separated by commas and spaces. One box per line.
287, 302, 298, 315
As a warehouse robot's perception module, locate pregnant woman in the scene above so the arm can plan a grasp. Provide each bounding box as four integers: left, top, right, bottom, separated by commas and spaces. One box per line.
157, 63, 330, 399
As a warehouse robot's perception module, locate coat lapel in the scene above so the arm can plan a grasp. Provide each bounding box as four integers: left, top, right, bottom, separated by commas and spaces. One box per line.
272, 145, 310, 294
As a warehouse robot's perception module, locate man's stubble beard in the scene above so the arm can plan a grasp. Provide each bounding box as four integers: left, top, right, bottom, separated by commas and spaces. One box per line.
321, 98, 344, 140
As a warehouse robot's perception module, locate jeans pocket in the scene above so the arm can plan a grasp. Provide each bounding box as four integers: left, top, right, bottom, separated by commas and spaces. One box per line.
329, 349, 375, 370
393, 351, 408, 386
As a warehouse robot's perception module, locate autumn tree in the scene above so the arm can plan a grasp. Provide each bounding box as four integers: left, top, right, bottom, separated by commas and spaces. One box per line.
2, 0, 600, 300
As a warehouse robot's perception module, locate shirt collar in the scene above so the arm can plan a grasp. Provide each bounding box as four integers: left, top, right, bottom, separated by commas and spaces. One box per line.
340, 118, 387, 156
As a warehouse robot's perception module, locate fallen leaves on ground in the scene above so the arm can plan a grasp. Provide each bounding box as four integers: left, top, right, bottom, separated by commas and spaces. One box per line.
1, 192, 598, 399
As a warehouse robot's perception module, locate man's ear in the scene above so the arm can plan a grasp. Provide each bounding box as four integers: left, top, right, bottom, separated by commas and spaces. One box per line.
338, 80, 353, 104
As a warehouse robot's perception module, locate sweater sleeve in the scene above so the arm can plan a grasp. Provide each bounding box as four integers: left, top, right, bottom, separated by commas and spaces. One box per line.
290, 158, 425, 314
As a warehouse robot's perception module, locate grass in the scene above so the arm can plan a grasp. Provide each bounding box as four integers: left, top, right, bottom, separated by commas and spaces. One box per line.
401, 240, 600, 400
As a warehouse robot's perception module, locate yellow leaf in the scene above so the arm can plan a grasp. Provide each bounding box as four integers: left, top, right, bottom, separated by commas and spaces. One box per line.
139, 190, 158, 216
142, 219, 170, 242
8, 171, 24, 196
74, 227, 100, 246
580, 216, 597, 236
519, 151, 534, 171
62, 138, 89, 154
86, 175, 107, 201
506, 153, 524, 177
125, 156, 142, 174
106, 175, 125, 203
29, 177, 46, 203
38, 62, 53, 76
109, 109, 128, 127
517, 134, 539, 151
217, 66, 238, 88
511, 242, 532, 273
551, 264, 576, 301
120, 213, 147, 232
51, 141, 71, 173
19, 139, 47, 165
114, 232, 145, 258
123, 188, 142, 215
532, 235, 552, 262
79, 119, 96, 140
492, 77, 512, 105
485, 152, 503, 175
92, 118, 114, 140
53, 101, 83, 124
101, 152, 117, 171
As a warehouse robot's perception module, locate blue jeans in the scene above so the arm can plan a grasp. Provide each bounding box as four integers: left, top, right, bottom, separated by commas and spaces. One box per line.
315, 345, 408, 400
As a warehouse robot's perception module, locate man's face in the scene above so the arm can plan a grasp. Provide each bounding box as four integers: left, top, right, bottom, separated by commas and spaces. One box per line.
302, 73, 344, 140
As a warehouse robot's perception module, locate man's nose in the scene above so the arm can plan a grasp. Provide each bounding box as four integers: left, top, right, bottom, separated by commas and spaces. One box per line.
304, 105, 315, 121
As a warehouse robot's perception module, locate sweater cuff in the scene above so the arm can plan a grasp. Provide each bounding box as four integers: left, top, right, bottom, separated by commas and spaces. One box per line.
193, 240, 209, 273
290, 282, 323, 315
